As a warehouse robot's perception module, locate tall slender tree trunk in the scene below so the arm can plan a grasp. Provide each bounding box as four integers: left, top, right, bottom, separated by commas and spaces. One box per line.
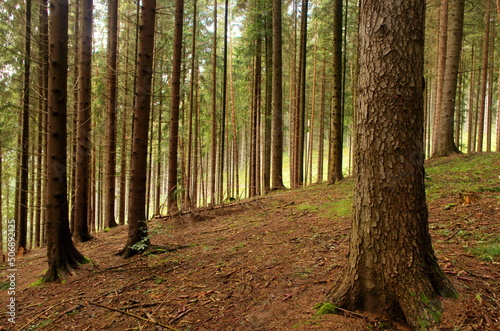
476, 0, 491, 152
317, 59, 326, 183
263, 3, 272, 193
44, 0, 87, 282
219, 0, 229, 202
17, 0, 32, 254
167, 0, 184, 214
118, 0, 156, 258
497, 0, 500, 152
74, 0, 93, 242
104, 0, 119, 228
485, 21, 494, 153
0, 142, 3, 257
210, 0, 218, 206
325, 1, 457, 328
467, 44, 476, 153
432, 0, 464, 157
328, 0, 344, 184
432, 0, 449, 155
185, 0, 197, 210
271, 0, 285, 190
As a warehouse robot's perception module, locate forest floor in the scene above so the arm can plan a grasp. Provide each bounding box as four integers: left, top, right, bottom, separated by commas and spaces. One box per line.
1, 153, 500, 331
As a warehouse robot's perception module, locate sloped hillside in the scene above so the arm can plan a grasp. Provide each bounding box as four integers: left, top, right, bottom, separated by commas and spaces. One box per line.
1, 153, 499, 330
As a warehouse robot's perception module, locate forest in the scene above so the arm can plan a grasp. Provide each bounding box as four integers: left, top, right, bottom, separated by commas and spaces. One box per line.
0, 0, 499, 329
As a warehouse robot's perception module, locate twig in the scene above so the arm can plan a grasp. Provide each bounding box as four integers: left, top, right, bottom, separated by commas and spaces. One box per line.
336, 306, 365, 318
444, 229, 461, 241
89, 301, 181, 331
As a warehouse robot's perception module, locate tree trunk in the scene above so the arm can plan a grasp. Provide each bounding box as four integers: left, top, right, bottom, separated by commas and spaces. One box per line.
263, 4, 272, 193
432, 0, 464, 158
44, 0, 87, 282
104, 0, 119, 229
328, 0, 344, 184
118, 0, 156, 258
467, 44, 476, 153
317, 59, 326, 183
476, 0, 491, 152
73, 0, 93, 242
210, 0, 218, 206
325, 1, 457, 329
485, 20, 494, 153
167, 0, 184, 214
17, 0, 32, 254
432, 0, 449, 155
271, 0, 285, 190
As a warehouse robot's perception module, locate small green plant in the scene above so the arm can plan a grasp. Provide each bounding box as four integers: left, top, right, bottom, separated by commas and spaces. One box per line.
471, 242, 500, 262
314, 302, 337, 316
104, 227, 111, 232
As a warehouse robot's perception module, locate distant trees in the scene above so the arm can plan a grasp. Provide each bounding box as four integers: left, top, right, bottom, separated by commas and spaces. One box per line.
326, 0, 457, 329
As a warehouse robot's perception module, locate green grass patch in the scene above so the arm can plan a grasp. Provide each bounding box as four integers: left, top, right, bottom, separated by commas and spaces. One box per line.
320, 198, 353, 219
471, 240, 500, 262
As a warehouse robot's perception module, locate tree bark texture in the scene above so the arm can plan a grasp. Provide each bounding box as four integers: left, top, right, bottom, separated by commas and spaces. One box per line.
326, 1, 457, 329
476, 0, 491, 152
118, 0, 156, 258
44, 0, 87, 282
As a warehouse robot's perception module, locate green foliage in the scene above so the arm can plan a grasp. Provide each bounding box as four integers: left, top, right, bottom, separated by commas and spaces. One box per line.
314, 302, 338, 316
471, 239, 500, 262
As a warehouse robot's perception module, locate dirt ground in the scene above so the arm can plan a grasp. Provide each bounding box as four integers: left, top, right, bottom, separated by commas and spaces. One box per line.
1, 154, 499, 330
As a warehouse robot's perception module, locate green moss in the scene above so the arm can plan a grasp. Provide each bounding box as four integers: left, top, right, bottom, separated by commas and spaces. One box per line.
471, 242, 500, 262
29, 278, 45, 287
420, 292, 430, 305
314, 302, 338, 316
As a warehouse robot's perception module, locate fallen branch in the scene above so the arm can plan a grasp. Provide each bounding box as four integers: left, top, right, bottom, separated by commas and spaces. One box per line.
444, 229, 461, 241
89, 301, 180, 331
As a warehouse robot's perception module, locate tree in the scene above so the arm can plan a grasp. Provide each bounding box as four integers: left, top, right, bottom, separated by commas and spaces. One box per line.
432, 0, 465, 157
167, 0, 184, 213
328, 0, 344, 183
476, 0, 491, 152
43, 0, 87, 282
73, 0, 94, 242
17, 0, 32, 253
325, 1, 458, 329
104, 0, 119, 229
118, 0, 156, 258
496, 0, 500, 153
271, 0, 285, 190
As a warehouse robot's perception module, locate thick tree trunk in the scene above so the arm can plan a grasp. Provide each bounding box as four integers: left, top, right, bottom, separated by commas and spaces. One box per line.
497, 0, 500, 152
432, 0, 464, 157
118, 0, 156, 258
271, 0, 285, 190
44, 0, 87, 282
104, 0, 119, 229
325, 1, 457, 329
73, 0, 93, 242
167, 0, 184, 214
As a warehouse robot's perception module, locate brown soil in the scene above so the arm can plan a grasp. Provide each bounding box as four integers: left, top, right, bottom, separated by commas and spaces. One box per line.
1, 155, 499, 331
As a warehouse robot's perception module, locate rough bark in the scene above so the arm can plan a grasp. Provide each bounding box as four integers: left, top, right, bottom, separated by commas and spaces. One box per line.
73, 0, 93, 242
432, 0, 464, 157
44, 0, 87, 282
271, 0, 285, 190
118, 0, 156, 258
210, 0, 218, 205
325, 1, 458, 329
497, 0, 500, 152
104, 0, 119, 229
